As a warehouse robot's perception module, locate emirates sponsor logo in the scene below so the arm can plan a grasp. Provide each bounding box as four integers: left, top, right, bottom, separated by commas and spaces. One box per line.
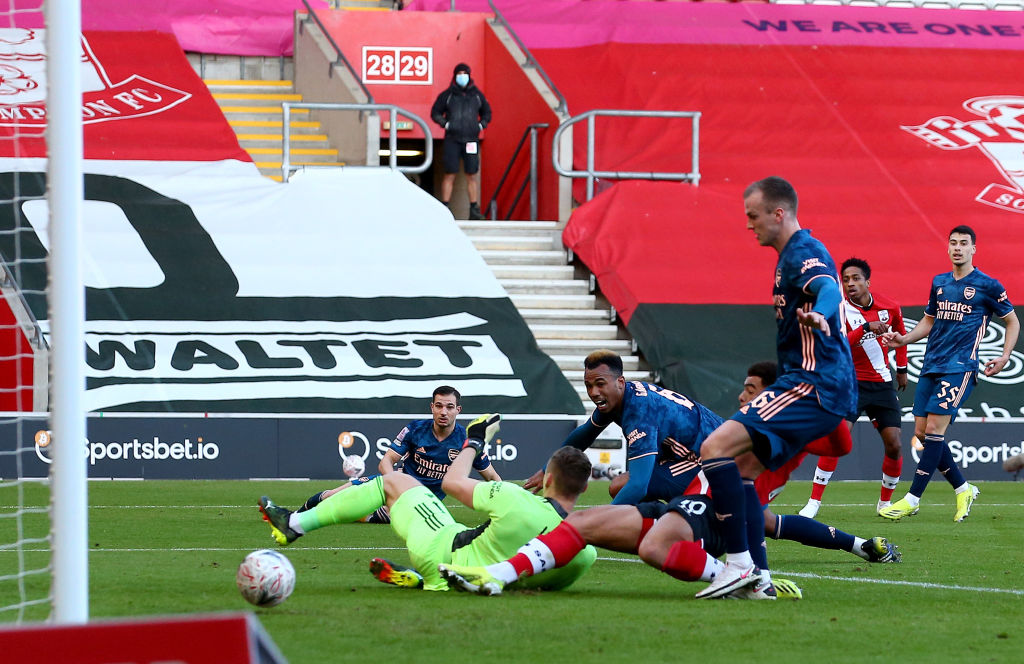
902, 96, 1024, 215
0, 28, 191, 130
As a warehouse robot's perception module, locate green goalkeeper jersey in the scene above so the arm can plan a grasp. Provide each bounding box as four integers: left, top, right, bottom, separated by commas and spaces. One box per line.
390, 481, 595, 591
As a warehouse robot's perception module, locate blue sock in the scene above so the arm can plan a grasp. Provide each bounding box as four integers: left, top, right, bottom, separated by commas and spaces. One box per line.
909, 434, 944, 498
745, 480, 768, 570
937, 441, 966, 488
775, 515, 855, 552
702, 457, 748, 555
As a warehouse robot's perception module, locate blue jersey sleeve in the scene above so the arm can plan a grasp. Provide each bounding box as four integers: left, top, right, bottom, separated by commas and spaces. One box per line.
809, 275, 841, 319
562, 411, 611, 451
989, 279, 1014, 318
611, 454, 655, 505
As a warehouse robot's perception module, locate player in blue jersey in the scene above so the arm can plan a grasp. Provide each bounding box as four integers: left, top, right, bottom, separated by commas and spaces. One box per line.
523, 350, 722, 505
297, 385, 500, 523
880, 225, 1018, 521
696, 176, 857, 600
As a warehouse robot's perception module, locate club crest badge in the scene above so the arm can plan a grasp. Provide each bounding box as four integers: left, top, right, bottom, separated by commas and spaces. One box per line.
964, 286, 976, 300
0, 27, 191, 130
902, 96, 1024, 215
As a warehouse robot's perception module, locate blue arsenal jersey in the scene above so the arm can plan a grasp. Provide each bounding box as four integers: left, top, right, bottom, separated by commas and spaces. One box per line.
773, 229, 857, 418
921, 268, 1014, 374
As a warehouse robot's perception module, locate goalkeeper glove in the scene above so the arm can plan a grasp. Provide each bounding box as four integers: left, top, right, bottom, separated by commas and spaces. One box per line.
463, 413, 501, 455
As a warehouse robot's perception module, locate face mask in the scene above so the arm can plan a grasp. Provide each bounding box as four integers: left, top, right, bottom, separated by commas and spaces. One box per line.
455, 73, 469, 87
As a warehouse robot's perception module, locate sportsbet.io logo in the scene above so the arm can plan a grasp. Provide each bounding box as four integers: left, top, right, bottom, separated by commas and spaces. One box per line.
34, 430, 219, 466
910, 435, 1023, 469
902, 318, 1024, 385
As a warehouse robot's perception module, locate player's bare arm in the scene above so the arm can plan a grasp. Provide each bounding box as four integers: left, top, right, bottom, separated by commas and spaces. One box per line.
378, 448, 402, 475
480, 465, 502, 482
984, 310, 1019, 376
797, 309, 831, 336
883, 315, 933, 348
441, 413, 501, 508
441, 447, 481, 508
523, 468, 544, 493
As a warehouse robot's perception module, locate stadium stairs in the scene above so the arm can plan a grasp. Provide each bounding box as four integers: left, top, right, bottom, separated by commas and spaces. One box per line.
206, 79, 345, 181
457, 218, 650, 412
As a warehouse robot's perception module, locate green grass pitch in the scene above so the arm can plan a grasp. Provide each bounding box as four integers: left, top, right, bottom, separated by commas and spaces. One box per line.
3, 479, 1023, 663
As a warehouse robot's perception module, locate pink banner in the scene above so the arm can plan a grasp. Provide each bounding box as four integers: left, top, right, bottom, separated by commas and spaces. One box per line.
10, 0, 329, 56
407, 0, 1024, 51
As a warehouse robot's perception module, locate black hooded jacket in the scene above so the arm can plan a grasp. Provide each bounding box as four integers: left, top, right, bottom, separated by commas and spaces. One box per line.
431, 73, 492, 144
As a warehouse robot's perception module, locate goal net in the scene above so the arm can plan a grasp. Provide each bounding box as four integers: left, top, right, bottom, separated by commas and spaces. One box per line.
0, 0, 86, 624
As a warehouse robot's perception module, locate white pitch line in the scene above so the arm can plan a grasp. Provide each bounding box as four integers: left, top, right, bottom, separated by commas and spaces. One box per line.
5, 546, 1021, 596
12, 502, 1016, 510
595, 556, 1024, 595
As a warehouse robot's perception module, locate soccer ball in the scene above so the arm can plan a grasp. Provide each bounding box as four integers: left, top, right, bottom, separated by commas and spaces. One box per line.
343, 454, 366, 478
236, 549, 295, 607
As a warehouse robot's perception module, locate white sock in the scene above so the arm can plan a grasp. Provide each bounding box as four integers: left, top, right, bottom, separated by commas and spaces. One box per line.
725, 551, 754, 569
288, 513, 305, 535
485, 537, 555, 584
953, 482, 969, 494
484, 561, 520, 585
851, 536, 868, 559
702, 556, 725, 582
812, 468, 834, 485
904, 493, 921, 508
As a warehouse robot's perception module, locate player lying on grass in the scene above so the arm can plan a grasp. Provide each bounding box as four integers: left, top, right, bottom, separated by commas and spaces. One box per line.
441, 483, 769, 598
442, 364, 900, 598
258, 414, 596, 592
296, 385, 500, 524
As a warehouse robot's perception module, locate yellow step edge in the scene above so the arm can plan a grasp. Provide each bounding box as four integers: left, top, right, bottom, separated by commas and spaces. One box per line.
248, 147, 338, 156
205, 79, 294, 87
229, 120, 320, 129
265, 175, 284, 182
254, 161, 347, 168
236, 133, 329, 142
220, 106, 309, 115
213, 92, 303, 101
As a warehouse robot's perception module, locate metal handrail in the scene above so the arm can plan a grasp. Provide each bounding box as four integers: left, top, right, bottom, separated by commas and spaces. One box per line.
486, 123, 548, 221
281, 102, 433, 181
301, 0, 374, 103
552, 109, 701, 201
486, 0, 568, 116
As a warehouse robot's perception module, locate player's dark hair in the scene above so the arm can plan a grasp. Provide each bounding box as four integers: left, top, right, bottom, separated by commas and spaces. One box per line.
744, 176, 798, 215
547, 446, 591, 497
433, 385, 461, 405
841, 257, 871, 280
949, 225, 976, 244
584, 349, 623, 377
746, 361, 777, 387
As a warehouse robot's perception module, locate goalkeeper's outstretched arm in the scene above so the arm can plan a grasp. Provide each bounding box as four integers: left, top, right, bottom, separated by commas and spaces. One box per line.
442, 413, 501, 509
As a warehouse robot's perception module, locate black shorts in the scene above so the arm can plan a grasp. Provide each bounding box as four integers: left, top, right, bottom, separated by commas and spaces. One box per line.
635, 495, 725, 558
442, 137, 480, 174
848, 379, 902, 430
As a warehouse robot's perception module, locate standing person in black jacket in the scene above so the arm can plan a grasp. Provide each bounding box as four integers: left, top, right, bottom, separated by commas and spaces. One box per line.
431, 62, 492, 220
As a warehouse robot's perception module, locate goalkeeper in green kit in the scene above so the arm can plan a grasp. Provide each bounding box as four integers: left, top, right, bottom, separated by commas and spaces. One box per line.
258, 414, 596, 592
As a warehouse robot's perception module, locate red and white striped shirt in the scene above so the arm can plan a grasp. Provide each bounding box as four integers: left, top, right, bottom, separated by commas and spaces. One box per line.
844, 292, 908, 383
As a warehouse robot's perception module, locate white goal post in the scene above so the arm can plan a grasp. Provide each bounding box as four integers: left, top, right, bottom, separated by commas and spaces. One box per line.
45, 0, 88, 624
